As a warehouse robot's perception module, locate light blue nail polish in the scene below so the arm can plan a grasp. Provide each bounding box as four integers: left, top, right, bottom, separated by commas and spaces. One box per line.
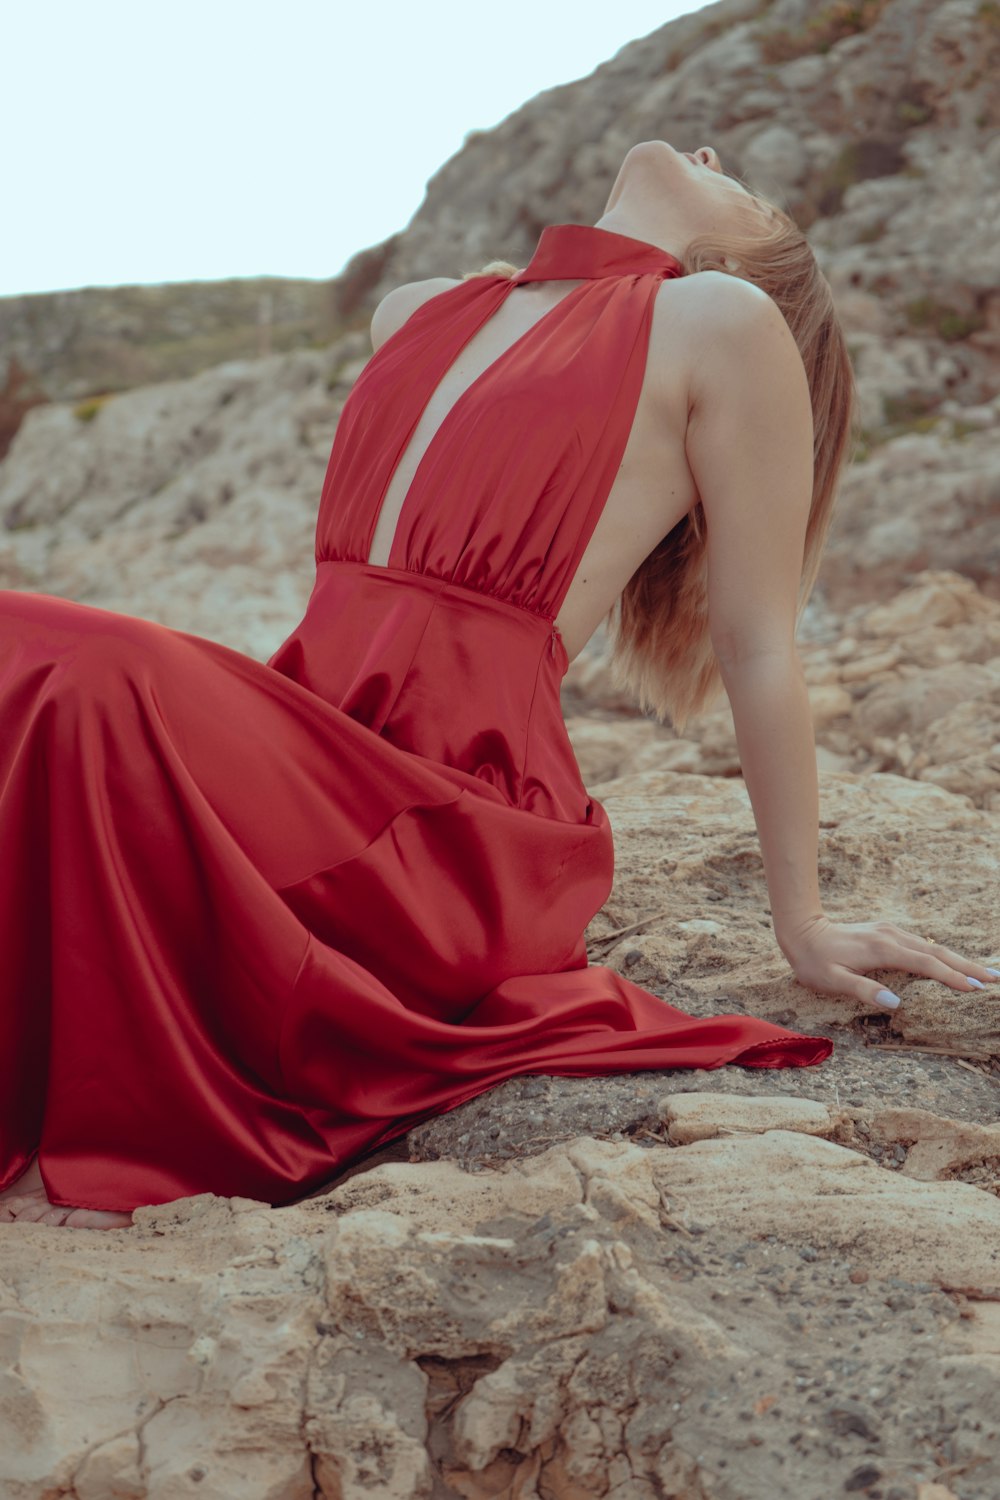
987, 969, 1000, 978
875, 989, 900, 1010
967, 976, 985, 989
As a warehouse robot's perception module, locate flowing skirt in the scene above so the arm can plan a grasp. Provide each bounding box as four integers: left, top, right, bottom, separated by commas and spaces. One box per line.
0, 591, 831, 1211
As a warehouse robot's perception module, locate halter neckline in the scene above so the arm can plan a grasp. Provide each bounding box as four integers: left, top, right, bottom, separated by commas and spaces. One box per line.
512, 222, 685, 283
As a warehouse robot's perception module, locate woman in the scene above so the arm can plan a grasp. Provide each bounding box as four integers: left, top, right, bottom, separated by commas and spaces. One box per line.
1, 141, 994, 1231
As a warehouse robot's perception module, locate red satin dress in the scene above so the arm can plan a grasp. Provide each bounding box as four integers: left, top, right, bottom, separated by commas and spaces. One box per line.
0, 223, 832, 1212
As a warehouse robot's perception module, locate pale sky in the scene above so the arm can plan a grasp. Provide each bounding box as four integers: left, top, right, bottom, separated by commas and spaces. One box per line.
3, 0, 710, 298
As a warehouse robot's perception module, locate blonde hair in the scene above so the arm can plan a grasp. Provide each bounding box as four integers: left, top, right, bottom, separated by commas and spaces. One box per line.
461, 259, 521, 280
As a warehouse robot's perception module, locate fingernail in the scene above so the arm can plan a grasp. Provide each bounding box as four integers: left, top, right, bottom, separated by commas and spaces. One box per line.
875, 989, 900, 1010
986, 969, 1000, 978
966, 976, 985, 989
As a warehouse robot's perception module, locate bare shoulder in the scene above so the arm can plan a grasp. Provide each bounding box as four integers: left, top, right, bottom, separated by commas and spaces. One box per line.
370, 277, 464, 351
661, 269, 781, 327
654, 270, 801, 380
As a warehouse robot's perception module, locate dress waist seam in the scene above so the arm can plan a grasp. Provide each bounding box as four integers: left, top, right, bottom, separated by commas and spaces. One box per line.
314, 557, 556, 624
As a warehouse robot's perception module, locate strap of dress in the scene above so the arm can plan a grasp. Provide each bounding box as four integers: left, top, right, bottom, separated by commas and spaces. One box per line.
314, 277, 517, 566
525, 273, 666, 621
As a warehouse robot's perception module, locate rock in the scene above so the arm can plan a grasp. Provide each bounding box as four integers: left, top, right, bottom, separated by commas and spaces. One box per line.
869, 1107, 1000, 1181
741, 122, 808, 198
324, 1148, 584, 1229
912, 690, 1000, 809
660, 1093, 837, 1144
7, 1130, 1000, 1496
0, 1201, 323, 1499
305, 1341, 435, 1499
862, 570, 998, 637
565, 572, 1000, 809
561, 624, 638, 718
652, 1128, 1000, 1285
0, 352, 338, 661
73, 1433, 144, 1500
838, 647, 902, 683
886, 960, 1000, 1054
0, 280, 340, 405
591, 767, 1000, 1048
564, 716, 660, 786
855, 662, 998, 737
822, 430, 1000, 608
808, 683, 853, 726
845, 1464, 884, 1493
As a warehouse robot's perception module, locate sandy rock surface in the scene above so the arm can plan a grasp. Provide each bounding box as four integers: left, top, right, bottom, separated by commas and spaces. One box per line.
2, 1120, 998, 1499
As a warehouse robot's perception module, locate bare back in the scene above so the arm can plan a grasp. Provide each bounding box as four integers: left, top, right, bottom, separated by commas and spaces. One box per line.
368, 273, 701, 661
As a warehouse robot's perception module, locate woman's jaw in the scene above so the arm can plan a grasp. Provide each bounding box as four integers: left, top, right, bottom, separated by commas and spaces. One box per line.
595, 140, 769, 263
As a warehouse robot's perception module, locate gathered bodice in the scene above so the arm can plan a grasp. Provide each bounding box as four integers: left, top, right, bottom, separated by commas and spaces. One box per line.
314, 225, 683, 617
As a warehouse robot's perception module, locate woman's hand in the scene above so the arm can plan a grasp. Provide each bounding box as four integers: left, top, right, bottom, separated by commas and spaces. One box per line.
777, 915, 1000, 1011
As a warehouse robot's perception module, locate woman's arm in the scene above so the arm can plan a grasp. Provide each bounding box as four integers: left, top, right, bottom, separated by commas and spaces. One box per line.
684, 276, 998, 1010
720, 655, 820, 943
685, 277, 820, 944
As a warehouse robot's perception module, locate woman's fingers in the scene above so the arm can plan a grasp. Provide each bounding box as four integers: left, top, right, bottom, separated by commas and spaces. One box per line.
823, 967, 903, 1012
891, 929, 1000, 988
786, 921, 998, 1011
831, 929, 1000, 1010
897, 951, 987, 992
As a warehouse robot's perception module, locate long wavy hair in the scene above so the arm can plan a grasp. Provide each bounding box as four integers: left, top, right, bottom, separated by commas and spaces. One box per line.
462, 202, 856, 730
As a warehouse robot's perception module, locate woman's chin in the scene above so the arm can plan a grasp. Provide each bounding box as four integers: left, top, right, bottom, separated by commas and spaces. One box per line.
619, 139, 685, 189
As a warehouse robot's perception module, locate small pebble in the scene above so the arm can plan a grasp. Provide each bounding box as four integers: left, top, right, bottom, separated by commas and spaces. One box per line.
844, 1462, 881, 1492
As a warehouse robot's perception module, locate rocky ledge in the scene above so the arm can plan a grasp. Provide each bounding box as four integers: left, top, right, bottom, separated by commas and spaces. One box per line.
2, 1093, 998, 1499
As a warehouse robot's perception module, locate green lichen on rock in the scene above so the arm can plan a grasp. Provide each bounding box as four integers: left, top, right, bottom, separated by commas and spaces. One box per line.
73, 394, 112, 423
905, 295, 986, 342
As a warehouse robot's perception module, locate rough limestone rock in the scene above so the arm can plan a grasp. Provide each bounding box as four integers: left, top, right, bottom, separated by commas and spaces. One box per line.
3, 1131, 1000, 1498
822, 421, 1000, 609
0, 278, 335, 404
0, 343, 367, 660
661, 1092, 838, 1144
868, 1107, 1000, 1183
580, 768, 1000, 1053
